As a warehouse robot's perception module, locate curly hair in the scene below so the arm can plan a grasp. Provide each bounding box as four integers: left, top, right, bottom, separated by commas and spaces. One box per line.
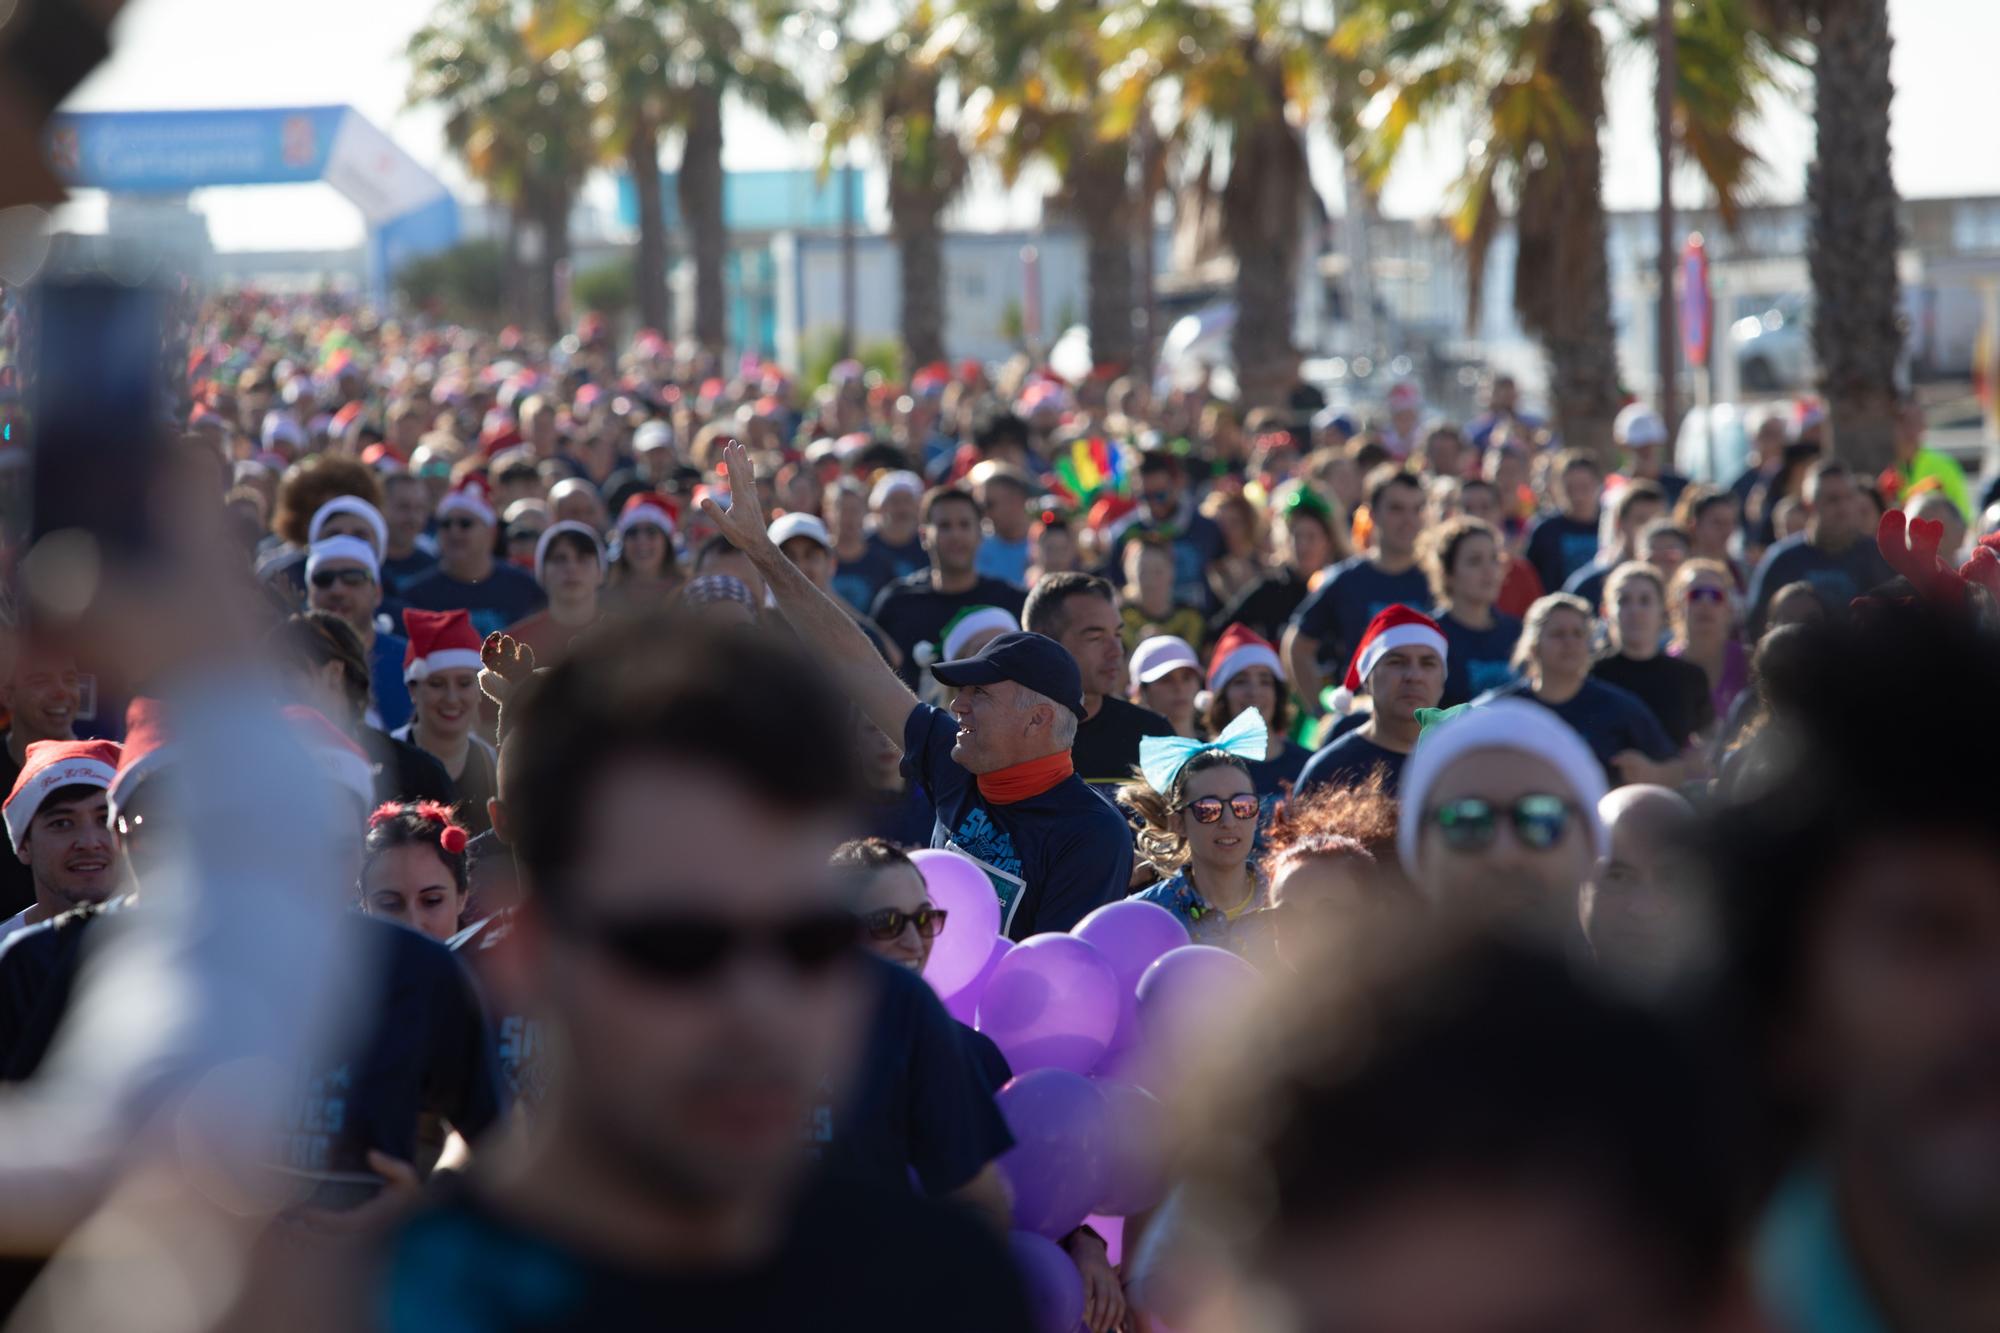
1261, 770, 1400, 879
364, 800, 472, 894
272, 456, 385, 547
1119, 750, 1252, 873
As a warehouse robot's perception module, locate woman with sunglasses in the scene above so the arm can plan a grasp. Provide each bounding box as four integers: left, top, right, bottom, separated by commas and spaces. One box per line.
1589, 562, 1716, 753
1479, 592, 1681, 788
1667, 557, 1749, 722
1394, 698, 1609, 932
1123, 715, 1273, 948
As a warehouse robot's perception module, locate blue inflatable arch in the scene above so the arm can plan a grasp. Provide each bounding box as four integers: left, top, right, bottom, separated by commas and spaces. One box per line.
44, 106, 459, 297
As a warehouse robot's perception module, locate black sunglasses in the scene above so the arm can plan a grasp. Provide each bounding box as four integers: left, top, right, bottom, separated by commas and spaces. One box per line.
861, 905, 948, 942
439, 516, 483, 532
559, 907, 860, 984
310, 567, 374, 590
1685, 585, 1728, 604
1180, 794, 1261, 824
1427, 794, 1577, 853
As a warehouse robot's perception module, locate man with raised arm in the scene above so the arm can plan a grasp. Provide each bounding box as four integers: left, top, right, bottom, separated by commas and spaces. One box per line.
705, 443, 1131, 939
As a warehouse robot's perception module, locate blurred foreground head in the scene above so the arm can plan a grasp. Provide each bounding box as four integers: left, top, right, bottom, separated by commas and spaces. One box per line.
1714, 606, 2000, 1286
1173, 928, 1743, 1333
503, 616, 866, 1209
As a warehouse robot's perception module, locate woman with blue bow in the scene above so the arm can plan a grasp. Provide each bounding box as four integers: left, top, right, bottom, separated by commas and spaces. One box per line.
1121, 709, 1273, 949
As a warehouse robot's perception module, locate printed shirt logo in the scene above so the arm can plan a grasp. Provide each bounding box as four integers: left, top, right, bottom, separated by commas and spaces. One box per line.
1467, 658, 1519, 694
945, 807, 1028, 931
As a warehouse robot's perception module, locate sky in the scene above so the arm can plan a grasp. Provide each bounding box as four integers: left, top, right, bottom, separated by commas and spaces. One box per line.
45, 0, 2000, 253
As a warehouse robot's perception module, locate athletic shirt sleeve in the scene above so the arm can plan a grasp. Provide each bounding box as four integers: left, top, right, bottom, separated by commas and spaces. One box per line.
1019, 797, 1132, 937
900, 703, 964, 824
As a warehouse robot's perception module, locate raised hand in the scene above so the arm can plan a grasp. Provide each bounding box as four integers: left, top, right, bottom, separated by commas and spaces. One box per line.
698, 440, 776, 560
479, 632, 536, 707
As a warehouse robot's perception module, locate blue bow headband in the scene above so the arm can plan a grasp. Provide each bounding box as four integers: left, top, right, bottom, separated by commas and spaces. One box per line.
1138, 707, 1270, 793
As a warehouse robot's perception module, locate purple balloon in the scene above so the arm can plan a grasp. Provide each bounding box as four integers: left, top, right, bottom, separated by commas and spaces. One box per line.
942, 936, 1011, 1025
977, 933, 1121, 1075
1092, 1080, 1169, 1216
1008, 1230, 1086, 1333
996, 1069, 1112, 1239
914, 849, 1001, 998
1131, 945, 1263, 1097
1074, 899, 1191, 990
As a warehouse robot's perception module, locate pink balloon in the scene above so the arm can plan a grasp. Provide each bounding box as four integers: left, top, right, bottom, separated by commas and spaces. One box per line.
942, 936, 1011, 1025
1085, 1213, 1125, 1267
913, 848, 1000, 998
977, 933, 1122, 1074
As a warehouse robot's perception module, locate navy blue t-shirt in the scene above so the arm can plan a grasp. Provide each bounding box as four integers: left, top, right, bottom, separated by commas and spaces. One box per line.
381, 549, 440, 597
1289, 557, 1432, 674
1475, 678, 1676, 783
834, 543, 900, 615
1295, 729, 1409, 797
817, 954, 1014, 1197
872, 574, 1029, 690
902, 703, 1132, 940
1436, 610, 1523, 707
1524, 512, 1602, 592
1563, 557, 1619, 613
868, 532, 930, 581
1246, 736, 1311, 797
400, 563, 547, 640
1745, 533, 1895, 636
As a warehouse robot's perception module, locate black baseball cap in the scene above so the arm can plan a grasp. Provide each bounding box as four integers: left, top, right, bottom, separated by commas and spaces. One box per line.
931, 631, 1087, 720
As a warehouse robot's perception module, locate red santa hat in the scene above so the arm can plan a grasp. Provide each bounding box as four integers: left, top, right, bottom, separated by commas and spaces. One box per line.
5, 739, 121, 853
617, 491, 679, 540
108, 698, 173, 825
1207, 623, 1286, 694
1343, 605, 1449, 692
437, 480, 497, 529
402, 608, 484, 683
281, 706, 376, 810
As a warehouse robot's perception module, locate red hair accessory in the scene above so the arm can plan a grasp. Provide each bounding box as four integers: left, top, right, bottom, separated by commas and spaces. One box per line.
368, 800, 469, 853
439, 826, 469, 855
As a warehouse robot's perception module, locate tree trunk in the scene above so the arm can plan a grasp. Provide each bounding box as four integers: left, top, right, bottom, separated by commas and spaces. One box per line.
628, 120, 672, 336
891, 175, 947, 369
680, 82, 727, 358
504, 206, 527, 328
1223, 86, 1307, 410
1073, 141, 1137, 372
1808, 0, 1903, 473
1513, 3, 1622, 463
540, 186, 573, 339
1654, 0, 1680, 435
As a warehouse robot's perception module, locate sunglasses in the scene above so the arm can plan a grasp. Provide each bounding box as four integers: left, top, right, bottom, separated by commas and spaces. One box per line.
861, 905, 949, 942
1428, 794, 1577, 853
1180, 794, 1262, 824
1685, 585, 1728, 604
310, 567, 373, 590
439, 516, 483, 532
559, 907, 860, 985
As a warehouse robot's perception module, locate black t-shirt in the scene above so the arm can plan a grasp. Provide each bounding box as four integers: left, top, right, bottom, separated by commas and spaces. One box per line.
816, 954, 1013, 1197
1208, 566, 1309, 647
871, 573, 1029, 689
902, 703, 1131, 940
1072, 696, 1176, 786
0, 897, 111, 1079
381, 549, 440, 597
867, 532, 931, 582
1289, 558, 1432, 674
371, 1175, 1033, 1332
1524, 512, 1602, 592
400, 564, 548, 640
1295, 730, 1409, 798
961, 1022, 1013, 1096
1590, 653, 1715, 748
360, 726, 458, 807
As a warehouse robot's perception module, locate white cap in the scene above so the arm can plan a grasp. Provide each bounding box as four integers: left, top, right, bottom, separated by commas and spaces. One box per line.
768, 512, 834, 553
1615, 403, 1668, 449
633, 420, 674, 453
870, 471, 924, 508
308, 496, 389, 556
1130, 635, 1202, 685
534, 520, 606, 584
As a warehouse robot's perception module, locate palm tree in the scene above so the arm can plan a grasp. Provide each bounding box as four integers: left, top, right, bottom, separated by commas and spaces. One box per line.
959, 0, 1138, 371
409, 0, 594, 336
826, 3, 972, 369
1098, 0, 1333, 409
1754, 0, 1902, 470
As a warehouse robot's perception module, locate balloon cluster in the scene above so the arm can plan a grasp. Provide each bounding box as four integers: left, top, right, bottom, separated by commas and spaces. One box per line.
915, 851, 1262, 1333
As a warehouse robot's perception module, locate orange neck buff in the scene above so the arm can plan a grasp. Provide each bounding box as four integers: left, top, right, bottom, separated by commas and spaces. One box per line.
976, 751, 1075, 804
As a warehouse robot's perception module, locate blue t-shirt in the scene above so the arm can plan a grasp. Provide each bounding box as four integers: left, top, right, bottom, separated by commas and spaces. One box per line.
1289, 557, 1433, 674
400, 563, 547, 640
901, 703, 1132, 940
1436, 610, 1523, 708
1295, 729, 1409, 797
1745, 533, 1895, 636
370, 630, 415, 733
868, 532, 930, 581
1245, 736, 1311, 798
974, 533, 1032, 587
834, 544, 900, 615
1475, 678, 1676, 782
817, 954, 1014, 1198
381, 548, 439, 597
1524, 512, 1602, 592
1563, 557, 1618, 613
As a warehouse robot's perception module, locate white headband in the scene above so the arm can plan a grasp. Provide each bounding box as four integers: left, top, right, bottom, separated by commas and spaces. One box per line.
308, 496, 389, 556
